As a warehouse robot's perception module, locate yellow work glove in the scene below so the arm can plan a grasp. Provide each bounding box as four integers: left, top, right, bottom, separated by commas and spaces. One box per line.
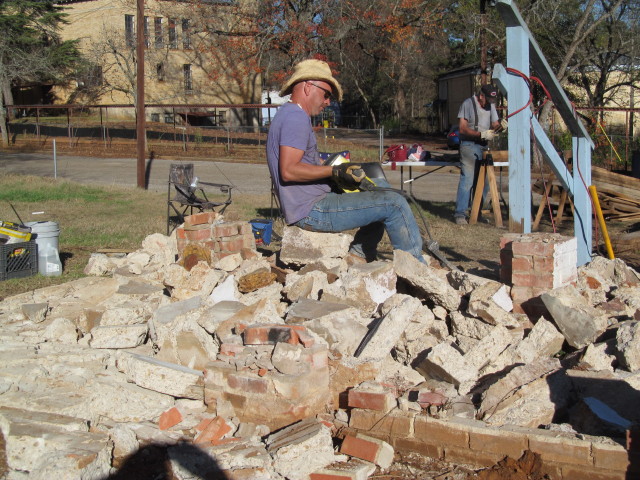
332, 163, 365, 188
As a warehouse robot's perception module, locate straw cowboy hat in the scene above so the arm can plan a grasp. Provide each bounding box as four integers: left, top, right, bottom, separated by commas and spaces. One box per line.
279, 59, 343, 101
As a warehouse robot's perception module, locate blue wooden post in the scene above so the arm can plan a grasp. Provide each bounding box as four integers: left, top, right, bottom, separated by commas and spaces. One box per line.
573, 137, 593, 265
506, 25, 531, 233
495, 0, 594, 266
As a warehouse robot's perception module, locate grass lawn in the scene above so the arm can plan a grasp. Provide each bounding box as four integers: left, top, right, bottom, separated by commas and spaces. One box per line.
0, 174, 272, 298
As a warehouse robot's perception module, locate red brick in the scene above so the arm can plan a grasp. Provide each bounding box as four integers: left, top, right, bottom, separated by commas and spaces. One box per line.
511, 240, 555, 257
340, 434, 394, 467
417, 391, 447, 407
533, 255, 555, 272
213, 223, 240, 237
184, 226, 213, 242
511, 257, 533, 272
347, 389, 396, 412
414, 416, 468, 447
185, 212, 218, 226
243, 325, 299, 345
511, 272, 555, 288
194, 416, 233, 445
158, 407, 182, 430
499, 234, 520, 249
227, 373, 268, 394
176, 227, 187, 240
219, 236, 246, 253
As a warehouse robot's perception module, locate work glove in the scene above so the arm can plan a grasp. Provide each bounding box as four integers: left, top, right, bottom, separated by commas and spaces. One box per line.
480, 130, 496, 141
500, 118, 508, 131
332, 163, 365, 188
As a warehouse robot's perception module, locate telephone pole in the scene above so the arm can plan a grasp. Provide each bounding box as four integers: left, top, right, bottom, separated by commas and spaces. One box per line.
136, 0, 146, 188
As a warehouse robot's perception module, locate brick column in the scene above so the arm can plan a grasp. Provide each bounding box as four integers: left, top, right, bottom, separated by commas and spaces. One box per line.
175, 213, 256, 269
500, 233, 577, 318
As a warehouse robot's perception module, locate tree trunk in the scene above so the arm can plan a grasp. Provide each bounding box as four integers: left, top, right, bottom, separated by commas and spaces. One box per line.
0, 78, 13, 146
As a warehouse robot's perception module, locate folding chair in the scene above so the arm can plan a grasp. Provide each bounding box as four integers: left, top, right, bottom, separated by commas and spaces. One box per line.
167, 163, 233, 234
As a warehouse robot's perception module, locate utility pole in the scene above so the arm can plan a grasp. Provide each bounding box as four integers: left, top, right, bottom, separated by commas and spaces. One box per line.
480, 0, 488, 85
136, 0, 146, 188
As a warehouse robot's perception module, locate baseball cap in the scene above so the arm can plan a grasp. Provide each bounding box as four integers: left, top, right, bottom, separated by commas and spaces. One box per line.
481, 84, 498, 103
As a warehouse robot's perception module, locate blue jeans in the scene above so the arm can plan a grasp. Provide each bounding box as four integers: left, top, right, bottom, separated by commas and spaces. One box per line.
454, 141, 488, 219
294, 179, 425, 262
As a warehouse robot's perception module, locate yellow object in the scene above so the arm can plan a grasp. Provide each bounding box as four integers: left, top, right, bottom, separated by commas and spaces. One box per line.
0, 221, 32, 243
589, 185, 614, 260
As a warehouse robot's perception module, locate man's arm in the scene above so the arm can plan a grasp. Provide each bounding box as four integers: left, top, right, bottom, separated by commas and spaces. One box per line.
458, 117, 482, 141
279, 145, 332, 182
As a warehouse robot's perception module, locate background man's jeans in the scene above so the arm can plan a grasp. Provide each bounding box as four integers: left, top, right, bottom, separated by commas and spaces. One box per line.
294, 179, 425, 262
455, 141, 489, 219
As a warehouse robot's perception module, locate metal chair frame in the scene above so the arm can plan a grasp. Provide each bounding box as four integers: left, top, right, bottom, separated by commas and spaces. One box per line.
167, 163, 233, 234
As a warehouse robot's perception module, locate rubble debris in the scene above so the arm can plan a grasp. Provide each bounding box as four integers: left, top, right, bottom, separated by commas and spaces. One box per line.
1, 216, 640, 479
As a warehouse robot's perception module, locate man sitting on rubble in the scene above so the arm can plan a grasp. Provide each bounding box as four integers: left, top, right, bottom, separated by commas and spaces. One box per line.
266, 58, 425, 263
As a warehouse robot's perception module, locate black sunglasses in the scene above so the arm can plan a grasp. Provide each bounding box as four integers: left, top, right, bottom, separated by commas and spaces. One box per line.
307, 82, 332, 100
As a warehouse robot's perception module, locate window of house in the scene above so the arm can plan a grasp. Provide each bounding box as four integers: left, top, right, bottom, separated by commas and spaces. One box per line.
154, 17, 163, 48
125, 14, 134, 48
156, 63, 165, 81
184, 64, 193, 93
143, 16, 150, 47
168, 18, 177, 48
151, 113, 160, 122
182, 19, 191, 49
164, 113, 174, 124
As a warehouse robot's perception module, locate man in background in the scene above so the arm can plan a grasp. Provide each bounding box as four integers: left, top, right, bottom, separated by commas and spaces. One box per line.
454, 84, 501, 225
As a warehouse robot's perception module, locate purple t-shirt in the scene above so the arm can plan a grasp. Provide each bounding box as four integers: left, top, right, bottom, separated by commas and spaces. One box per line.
266, 102, 331, 224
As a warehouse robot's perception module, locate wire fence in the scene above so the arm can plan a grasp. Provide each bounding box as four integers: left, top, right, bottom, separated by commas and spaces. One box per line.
5, 103, 639, 170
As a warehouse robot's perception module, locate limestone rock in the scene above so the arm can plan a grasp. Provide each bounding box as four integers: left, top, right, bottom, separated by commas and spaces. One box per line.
616, 320, 640, 372
89, 324, 148, 349
280, 226, 352, 266
356, 294, 422, 362
267, 418, 339, 480
541, 285, 608, 348
393, 250, 461, 311
116, 352, 204, 400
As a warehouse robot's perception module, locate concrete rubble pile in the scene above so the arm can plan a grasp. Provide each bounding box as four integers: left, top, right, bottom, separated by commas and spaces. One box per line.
1, 219, 639, 479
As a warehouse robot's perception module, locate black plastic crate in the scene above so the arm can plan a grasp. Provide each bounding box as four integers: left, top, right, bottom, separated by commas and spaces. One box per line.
0, 241, 38, 281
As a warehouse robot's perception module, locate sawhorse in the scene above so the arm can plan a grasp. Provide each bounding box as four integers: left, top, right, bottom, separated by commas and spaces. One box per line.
469, 151, 508, 227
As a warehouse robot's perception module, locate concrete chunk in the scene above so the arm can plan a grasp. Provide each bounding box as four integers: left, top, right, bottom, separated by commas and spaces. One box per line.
616, 320, 640, 372
356, 295, 421, 362
116, 352, 204, 400
280, 226, 352, 266
515, 317, 565, 363
393, 250, 461, 311
541, 285, 608, 348
415, 342, 476, 387
89, 324, 148, 349
267, 418, 338, 480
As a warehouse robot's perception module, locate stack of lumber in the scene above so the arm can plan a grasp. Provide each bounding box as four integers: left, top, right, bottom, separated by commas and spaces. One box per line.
591, 166, 640, 222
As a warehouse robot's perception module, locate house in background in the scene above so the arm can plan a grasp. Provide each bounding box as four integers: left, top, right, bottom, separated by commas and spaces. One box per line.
26, 0, 262, 126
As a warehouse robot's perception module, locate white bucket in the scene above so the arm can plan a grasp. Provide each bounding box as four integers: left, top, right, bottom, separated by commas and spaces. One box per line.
26, 221, 62, 276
